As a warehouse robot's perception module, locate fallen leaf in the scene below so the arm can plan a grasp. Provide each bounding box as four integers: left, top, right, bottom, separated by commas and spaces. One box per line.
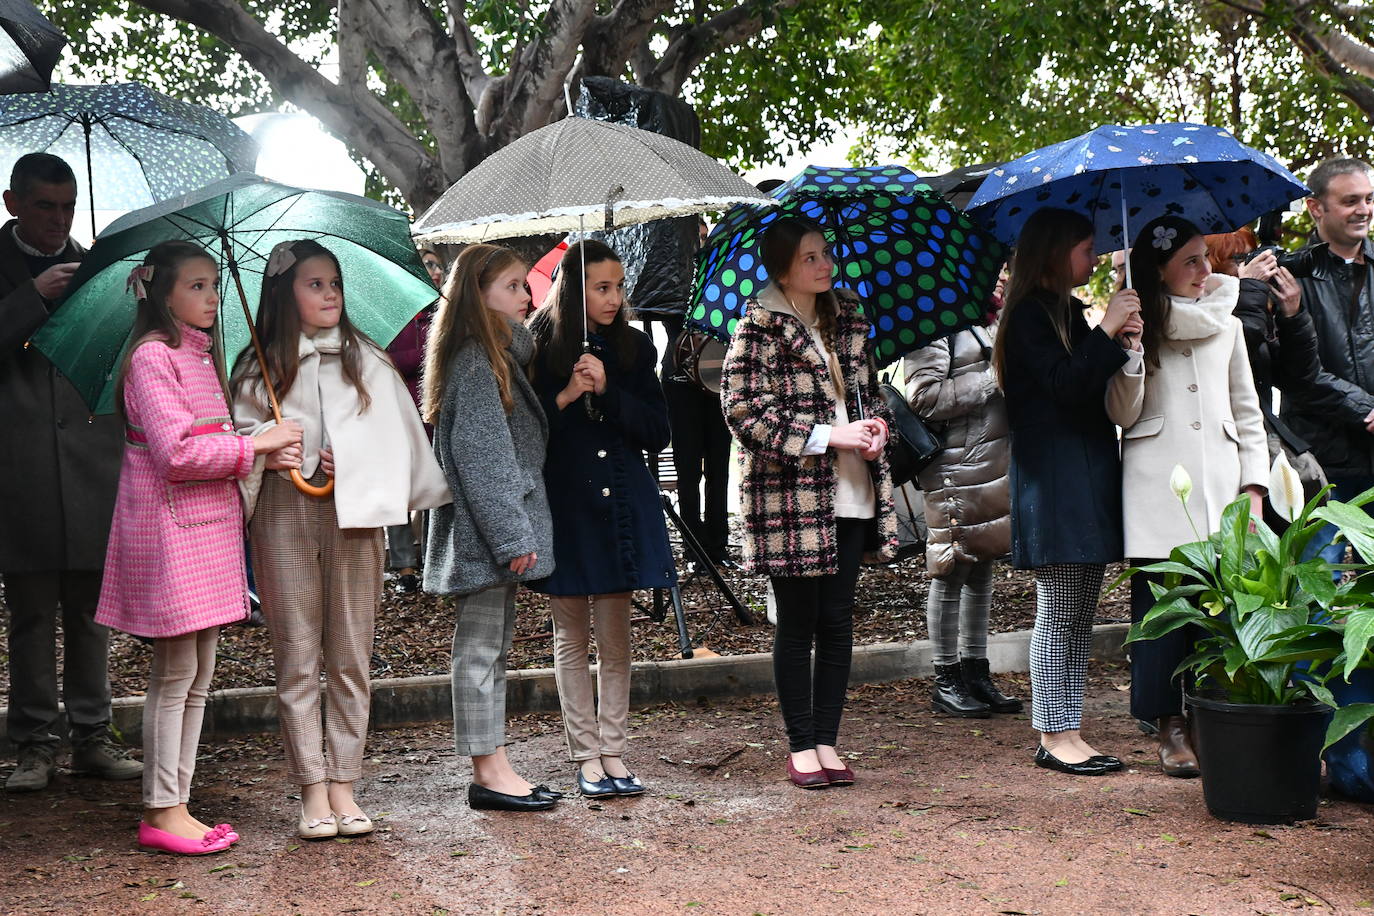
356, 879, 377, 887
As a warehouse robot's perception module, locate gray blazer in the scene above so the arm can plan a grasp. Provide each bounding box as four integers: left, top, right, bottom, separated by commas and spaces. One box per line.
424, 321, 554, 596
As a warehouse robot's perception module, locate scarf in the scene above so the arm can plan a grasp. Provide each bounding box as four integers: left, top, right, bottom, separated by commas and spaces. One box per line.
1165, 272, 1238, 341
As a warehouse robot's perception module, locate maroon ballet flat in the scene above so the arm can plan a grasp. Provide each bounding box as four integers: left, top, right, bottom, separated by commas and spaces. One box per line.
821, 765, 855, 786
787, 758, 830, 789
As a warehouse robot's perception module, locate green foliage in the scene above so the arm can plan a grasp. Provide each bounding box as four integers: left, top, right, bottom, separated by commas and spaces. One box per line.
1119, 486, 1374, 751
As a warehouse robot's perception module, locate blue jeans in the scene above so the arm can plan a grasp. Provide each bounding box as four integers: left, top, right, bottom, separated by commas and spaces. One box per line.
1301, 476, 1374, 577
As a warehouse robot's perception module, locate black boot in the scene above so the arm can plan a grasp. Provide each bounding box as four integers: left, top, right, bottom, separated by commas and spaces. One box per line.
931, 663, 991, 718
960, 656, 1024, 714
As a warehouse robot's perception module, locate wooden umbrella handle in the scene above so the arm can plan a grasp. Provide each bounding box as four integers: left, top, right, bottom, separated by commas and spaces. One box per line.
226, 249, 335, 499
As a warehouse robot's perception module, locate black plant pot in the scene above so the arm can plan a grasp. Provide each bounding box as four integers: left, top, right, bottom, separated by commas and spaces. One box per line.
1186, 692, 1330, 824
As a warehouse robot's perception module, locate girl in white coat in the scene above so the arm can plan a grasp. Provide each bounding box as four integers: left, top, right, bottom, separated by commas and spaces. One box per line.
1107, 215, 1268, 778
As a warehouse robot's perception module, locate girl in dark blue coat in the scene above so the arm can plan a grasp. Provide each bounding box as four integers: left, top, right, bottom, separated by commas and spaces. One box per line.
528, 240, 674, 797
994, 208, 1142, 777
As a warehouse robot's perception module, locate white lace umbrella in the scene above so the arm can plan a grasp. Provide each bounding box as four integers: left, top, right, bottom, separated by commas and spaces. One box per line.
412, 116, 770, 244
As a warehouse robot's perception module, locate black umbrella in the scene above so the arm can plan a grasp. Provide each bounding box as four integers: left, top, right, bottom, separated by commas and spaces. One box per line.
0, 0, 64, 95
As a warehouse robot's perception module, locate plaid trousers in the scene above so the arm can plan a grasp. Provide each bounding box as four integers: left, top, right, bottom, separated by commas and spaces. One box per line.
450, 584, 517, 757
1029, 563, 1105, 733
251, 471, 383, 785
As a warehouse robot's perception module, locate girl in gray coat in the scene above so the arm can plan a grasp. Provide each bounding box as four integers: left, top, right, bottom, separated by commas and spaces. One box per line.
905, 323, 1021, 718
423, 244, 560, 813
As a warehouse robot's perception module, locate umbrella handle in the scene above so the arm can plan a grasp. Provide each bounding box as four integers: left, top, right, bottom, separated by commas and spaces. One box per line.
226, 250, 335, 499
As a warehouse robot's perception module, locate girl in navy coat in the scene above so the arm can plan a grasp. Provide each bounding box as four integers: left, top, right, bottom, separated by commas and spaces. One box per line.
994, 208, 1142, 777
528, 240, 674, 797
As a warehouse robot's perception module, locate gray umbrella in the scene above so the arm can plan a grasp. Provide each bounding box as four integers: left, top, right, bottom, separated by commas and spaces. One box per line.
0, 0, 64, 95
411, 116, 769, 244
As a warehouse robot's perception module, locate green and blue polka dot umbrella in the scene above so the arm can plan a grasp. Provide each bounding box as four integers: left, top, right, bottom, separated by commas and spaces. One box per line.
687, 164, 1007, 365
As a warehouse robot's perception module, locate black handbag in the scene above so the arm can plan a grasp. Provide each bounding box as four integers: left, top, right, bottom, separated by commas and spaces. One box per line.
879, 382, 943, 487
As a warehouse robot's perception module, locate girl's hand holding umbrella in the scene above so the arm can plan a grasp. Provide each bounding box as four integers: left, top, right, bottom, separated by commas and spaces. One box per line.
1102, 288, 1142, 348
253, 419, 303, 461
830, 420, 878, 452
319, 447, 335, 479
555, 354, 603, 409
859, 418, 888, 461
575, 353, 606, 394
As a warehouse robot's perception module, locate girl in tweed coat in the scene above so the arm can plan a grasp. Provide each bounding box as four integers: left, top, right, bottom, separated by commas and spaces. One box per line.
721, 217, 898, 789
422, 243, 559, 812
96, 241, 303, 854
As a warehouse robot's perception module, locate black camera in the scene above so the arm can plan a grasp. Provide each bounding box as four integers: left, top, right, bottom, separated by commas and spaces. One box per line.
1242, 244, 1315, 281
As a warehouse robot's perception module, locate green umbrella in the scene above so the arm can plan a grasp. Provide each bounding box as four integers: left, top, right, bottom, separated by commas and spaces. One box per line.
34, 173, 437, 416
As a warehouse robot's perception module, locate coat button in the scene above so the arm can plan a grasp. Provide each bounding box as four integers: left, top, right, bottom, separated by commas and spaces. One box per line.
55, 418, 65, 429
597, 450, 607, 458
943, 476, 952, 486
602, 487, 611, 497
1188, 383, 1198, 392
1191, 421, 1201, 430
202, 356, 210, 364
1182, 348, 1192, 357
222, 422, 232, 431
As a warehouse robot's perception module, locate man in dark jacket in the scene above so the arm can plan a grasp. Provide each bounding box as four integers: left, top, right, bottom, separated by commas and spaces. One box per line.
0, 153, 137, 791
1280, 157, 1374, 565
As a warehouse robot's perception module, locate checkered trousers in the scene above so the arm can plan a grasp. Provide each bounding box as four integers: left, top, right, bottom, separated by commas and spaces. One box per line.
1028, 563, 1105, 733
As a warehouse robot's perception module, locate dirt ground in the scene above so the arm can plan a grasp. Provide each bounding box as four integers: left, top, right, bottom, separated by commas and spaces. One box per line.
2, 661, 1371, 916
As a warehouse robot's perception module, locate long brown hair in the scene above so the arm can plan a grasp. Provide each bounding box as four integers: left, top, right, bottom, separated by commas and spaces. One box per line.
115, 241, 224, 420
1128, 216, 1204, 369
760, 216, 847, 402
422, 243, 526, 423
529, 239, 636, 381
230, 239, 373, 412
993, 208, 1095, 388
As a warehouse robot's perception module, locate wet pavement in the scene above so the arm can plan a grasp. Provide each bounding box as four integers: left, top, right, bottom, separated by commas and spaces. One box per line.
2, 663, 1372, 915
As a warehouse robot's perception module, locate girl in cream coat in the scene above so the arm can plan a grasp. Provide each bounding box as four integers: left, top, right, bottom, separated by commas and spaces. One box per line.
1107, 215, 1268, 779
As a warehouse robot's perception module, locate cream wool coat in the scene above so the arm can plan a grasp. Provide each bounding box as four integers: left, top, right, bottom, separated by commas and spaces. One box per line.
233, 327, 451, 528
1107, 273, 1268, 559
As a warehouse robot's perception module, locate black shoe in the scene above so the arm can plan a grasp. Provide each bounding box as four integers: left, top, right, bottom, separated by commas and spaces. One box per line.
1035, 746, 1109, 776
960, 657, 1024, 713
468, 782, 557, 811
1088, 755, 1124, 772
930, 663, 992, 718
531, 784, 564, 801
398, 573, 419, 594
577, 769, 619, 798
609, 773, 645, 796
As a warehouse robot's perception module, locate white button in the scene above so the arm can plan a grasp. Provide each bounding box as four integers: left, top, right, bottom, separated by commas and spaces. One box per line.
202, 357, 210, 364
222, 423, 232, 431
597, 450, 607, 458
601, 488, 611, 497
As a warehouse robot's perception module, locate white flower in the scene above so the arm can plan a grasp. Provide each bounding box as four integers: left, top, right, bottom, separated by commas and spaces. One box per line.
1152, 226, 1177, 251
1269, 451, 1303, 523
1170, 464, 1193, 504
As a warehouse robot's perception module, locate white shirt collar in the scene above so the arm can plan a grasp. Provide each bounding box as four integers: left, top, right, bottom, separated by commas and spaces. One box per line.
11, 224, 66, 258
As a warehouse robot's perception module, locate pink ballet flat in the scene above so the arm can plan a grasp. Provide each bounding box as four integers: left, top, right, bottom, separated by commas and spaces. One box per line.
209, 823, 240, 844
138, 821, 233, 856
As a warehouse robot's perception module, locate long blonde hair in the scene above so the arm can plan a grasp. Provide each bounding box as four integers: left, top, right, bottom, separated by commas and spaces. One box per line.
422, 244, 527, 423
993, 208, 1095, 388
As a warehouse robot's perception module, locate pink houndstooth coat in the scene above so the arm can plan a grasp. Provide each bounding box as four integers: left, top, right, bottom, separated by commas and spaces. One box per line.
95, 325, 255, 639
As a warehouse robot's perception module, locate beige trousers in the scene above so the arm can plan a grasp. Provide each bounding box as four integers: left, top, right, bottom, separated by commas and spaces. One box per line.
251, 471, 383, 786
550, 593, 632, 762
143, 628, 218, 808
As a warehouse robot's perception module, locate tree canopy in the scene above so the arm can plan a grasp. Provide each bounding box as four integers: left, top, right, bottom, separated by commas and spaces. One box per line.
39, 0, 1374, 215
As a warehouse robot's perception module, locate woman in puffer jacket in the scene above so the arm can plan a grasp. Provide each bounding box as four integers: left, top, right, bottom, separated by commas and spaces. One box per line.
905, 323, 1021, 718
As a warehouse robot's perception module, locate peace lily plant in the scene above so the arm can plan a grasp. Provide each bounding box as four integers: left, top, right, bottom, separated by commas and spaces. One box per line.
1120, 458, 1374, 750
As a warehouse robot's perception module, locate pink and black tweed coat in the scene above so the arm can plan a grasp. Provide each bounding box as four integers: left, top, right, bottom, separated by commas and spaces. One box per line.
720, 288, 898, 578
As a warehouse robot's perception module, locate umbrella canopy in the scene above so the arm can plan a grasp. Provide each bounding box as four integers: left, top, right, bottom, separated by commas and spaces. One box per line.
33, 173, 436, 414
412, 116, 769, 244
526, 240, 568, 306
966, 122, 1308, 254
687, 164, 1007, 366
0, 82, 259, 237
0, 0, 64, 94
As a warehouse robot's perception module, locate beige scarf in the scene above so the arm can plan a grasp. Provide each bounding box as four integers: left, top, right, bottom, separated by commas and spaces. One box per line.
234, 326, 451, 528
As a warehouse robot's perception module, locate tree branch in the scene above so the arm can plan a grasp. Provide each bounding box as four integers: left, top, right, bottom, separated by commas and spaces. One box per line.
644, 0, 802, 95
337, 0, 366, 88
133, 0, 447, 208
1286, 9, 1374, 121
445, 0, 493, 105
583, 0, 677, 79
489, 0, 597, 144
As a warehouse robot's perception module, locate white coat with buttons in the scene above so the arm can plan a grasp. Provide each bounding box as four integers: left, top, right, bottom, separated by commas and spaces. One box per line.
1107, 273, 1269, 559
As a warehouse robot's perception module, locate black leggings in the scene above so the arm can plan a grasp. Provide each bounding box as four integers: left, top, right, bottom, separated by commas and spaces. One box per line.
769, 518, 866, 753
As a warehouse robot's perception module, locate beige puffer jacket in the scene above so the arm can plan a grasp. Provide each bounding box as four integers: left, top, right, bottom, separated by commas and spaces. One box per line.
903, 326, 1011, 577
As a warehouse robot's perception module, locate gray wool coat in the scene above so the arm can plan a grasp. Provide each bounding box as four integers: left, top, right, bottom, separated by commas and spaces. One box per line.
0, 221, 123, 573
424, 320, 555, 596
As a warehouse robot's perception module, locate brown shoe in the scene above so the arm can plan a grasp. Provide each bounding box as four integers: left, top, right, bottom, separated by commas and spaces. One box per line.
1157, 715, 1200, 778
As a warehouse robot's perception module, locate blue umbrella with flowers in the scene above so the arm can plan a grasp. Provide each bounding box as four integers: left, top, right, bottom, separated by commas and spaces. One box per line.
686, 164, 1007, 365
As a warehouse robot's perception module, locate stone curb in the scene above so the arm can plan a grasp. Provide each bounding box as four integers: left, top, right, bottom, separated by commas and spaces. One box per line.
0, 623, 1129, 750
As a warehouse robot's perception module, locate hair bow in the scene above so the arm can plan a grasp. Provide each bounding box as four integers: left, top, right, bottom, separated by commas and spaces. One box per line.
126, 264, 154, 300
265, 241, 298, 278
1151, 226, 1178, 251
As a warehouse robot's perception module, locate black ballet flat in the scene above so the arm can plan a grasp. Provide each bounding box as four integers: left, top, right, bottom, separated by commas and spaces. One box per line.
467, 782, 557, 811
1088, 755, 1124, 771
609, 773, 646, 796
1035, 745, 1109, 776
531, 784, 565, 800
577, 769, 619, 798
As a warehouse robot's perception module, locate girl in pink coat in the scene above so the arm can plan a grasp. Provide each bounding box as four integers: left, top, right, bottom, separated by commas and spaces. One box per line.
95, 240, 302, 856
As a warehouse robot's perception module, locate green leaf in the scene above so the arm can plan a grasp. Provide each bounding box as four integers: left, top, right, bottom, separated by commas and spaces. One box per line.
1220, 495, 1252, 586
1322, 703, 1374, 752
1294, 559, 1338, 609
1314, 501, 1374, 565
1341, 607, 1374, 680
